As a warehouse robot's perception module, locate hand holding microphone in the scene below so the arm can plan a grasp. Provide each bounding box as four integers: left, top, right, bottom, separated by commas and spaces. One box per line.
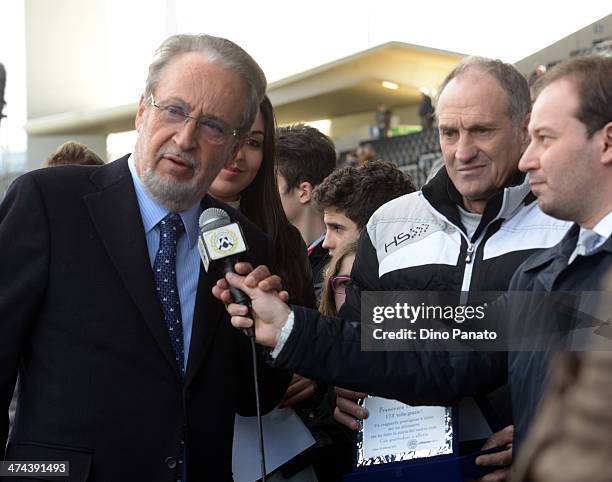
212, 263, 290, 306
223, 271, 291, 347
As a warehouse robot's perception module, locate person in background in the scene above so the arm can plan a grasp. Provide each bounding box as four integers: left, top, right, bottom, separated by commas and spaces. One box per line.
319, 240, 358, 317
10, 140, 105, 436
43, 140, 105, 167
209, 96, 314, 307
313, 239, 359, 480
375, 103, 391, 139
527, 63, 547, 87
418, 92, 435, 129
318, 240, 366, 482
343, 150, 358, 167
355, 143, 375, 166
210, 99, 345, 482
313, 160, 415, 256
276, 124, 337, 301
511, 348, 612, 482
312, 160, 414, 479
510, 53, 612, 449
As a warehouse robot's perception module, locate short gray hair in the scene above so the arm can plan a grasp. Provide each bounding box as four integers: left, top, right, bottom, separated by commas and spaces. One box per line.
436, 56, 531, 135
144, 34, 267, 133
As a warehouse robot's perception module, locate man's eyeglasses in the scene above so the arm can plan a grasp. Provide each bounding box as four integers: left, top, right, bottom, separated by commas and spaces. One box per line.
150, 94, 242, 145
330, 275, 351, 295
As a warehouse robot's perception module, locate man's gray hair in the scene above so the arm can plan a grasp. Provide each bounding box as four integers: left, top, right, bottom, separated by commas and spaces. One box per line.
144, 34, 267, 133
436, 56, 531, 135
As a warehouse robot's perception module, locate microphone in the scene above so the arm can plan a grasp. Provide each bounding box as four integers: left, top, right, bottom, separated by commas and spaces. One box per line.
198, 207, 254, 336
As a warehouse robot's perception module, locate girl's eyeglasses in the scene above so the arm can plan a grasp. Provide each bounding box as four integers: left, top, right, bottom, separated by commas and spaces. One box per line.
330, 275, 351, 295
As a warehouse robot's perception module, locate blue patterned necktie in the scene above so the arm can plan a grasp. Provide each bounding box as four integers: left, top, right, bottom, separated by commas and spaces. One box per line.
154, 213, 185, 376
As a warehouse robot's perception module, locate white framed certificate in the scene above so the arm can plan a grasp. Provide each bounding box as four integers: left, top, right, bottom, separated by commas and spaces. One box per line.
356, 397, 453, 467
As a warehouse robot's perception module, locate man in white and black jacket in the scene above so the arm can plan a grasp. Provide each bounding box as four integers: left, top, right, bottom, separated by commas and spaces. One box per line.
332, 57, 569, 478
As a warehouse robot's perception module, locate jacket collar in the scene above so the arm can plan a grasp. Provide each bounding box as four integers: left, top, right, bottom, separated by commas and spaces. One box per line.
421, 167, 534, 239
85, 156, 181, 375
85, 156, 226, 384
521, 223, 612, 273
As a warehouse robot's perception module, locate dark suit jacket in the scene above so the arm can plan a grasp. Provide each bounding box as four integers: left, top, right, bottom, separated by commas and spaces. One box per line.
0, 156, 289, 481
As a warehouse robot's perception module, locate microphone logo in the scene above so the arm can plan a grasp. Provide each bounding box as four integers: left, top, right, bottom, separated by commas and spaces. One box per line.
211, 228, 238, 254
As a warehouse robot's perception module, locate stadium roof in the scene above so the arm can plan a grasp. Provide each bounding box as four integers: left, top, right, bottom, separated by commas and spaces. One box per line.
25, 41, 464, 136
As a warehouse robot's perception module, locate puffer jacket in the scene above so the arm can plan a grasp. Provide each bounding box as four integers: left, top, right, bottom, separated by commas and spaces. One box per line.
341, 167, 570, 319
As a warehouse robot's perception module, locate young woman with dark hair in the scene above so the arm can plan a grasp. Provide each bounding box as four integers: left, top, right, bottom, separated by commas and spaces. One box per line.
211, 97, 356, 481
209, 96, 314, 307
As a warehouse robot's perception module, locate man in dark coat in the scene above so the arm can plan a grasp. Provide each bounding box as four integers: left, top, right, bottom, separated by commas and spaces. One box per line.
0, 34, 288, 482
510, 54, 612, 446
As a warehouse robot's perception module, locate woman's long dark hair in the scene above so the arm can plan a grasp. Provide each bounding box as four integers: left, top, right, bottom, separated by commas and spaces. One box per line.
240, 96, 313, 306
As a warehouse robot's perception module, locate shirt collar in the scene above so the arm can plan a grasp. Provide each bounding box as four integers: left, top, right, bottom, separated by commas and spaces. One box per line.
224, 198, 241, 210
590, 210, 612, 242
569, 210, 612, 264
128, 154, 200, 248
